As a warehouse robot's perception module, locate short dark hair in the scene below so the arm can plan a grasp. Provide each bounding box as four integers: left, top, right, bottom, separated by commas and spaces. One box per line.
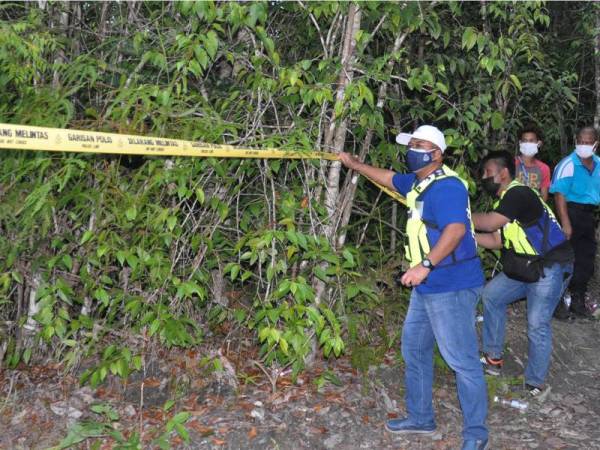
519, 124, 542, 141
481, 150, 515, 178
576, 126, 598, 141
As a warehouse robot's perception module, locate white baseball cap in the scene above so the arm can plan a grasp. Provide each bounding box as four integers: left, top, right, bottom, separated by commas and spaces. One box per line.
396, 125, 447, 152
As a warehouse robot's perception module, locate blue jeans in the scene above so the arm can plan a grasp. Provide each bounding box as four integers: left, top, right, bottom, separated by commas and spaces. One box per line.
482, 262, 572, 387
402, 287, 488, 441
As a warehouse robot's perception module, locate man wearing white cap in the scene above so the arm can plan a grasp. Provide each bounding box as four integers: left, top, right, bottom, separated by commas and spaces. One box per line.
340, 125, 488, 450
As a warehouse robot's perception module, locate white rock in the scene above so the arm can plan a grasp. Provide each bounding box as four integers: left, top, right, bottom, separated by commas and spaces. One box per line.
123, 404, 137, 417
250, 408, 265, 421
74, 387, 95, 404
50, 401, 83, 419
324, 434, 343, 449
10, 409, 29, 426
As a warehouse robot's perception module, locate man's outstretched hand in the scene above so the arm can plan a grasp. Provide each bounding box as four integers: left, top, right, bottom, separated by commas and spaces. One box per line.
339, 152, 362, 171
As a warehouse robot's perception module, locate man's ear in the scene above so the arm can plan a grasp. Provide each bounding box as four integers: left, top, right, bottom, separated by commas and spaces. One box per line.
433, 148, 443, 162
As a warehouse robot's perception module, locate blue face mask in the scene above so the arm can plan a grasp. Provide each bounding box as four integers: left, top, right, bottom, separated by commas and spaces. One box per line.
406, 148, 436, 172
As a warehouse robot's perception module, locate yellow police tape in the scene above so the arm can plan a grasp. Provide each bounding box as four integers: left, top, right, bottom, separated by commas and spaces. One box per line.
0, 122, 405, 204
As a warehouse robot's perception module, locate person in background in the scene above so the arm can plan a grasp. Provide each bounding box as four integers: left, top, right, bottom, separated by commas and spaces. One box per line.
339, 125, 488, 450
550, 126, 600, 319
515, 126, 551, 201
473, 151, 573, 397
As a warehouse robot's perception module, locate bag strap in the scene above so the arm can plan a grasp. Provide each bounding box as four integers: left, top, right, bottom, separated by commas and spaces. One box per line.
540, 212, 550, 256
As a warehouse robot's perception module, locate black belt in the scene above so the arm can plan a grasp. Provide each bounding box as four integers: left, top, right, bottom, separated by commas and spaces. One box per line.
567, 202, 596, 212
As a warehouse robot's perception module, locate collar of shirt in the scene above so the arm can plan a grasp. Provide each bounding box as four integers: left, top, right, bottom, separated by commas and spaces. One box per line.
570, 151, 600, 174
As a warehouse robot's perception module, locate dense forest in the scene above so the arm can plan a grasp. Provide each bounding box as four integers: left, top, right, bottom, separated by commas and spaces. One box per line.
0, 1, 598, 388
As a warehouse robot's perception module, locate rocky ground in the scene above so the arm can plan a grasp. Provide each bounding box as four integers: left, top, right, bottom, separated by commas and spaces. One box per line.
1, 305, 599, 450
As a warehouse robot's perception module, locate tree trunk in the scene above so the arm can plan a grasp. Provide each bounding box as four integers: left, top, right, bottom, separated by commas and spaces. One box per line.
22, 273, 42, 337
309, 5, 362, 364
52, 2, 70, 89
321, 4, 362, 245
335, 29, 409, 248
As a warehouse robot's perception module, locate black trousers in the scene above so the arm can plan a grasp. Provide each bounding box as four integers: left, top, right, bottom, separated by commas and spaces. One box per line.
567, 203, 597, 295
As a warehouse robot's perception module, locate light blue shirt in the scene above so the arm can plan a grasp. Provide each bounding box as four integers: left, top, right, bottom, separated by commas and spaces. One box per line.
550, 151, 600, 205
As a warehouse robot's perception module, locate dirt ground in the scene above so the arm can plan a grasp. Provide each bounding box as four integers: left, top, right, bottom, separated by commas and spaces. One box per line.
1, 303, 599, 450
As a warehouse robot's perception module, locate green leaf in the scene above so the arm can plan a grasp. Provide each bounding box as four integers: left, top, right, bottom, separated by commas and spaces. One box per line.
313, 266, 328, 282
342, 249, 355, 266
56, 422, 108, 449
195, 47, 209, 69
22, 347, 32, 364
189, 60, 203, 77
94, 288, 110, 306
80, 230, 94, 245
435, 82, 448, 95
346, 284, 359, 299
125, 253, 139, 270
62, 255, 73, 272
205, 31, 219, 59
125, 206, 137, 221
461, 27, 477, 51
149, 319, 161, 336
279, 337, 289, 354
163, 400, 175, 412
490, 111, 504, 130
510, 74, 522, 91
175, 423, 190, 442
195, 188, 205, 204
166, 216, 177, 231
230, 264, 240, 281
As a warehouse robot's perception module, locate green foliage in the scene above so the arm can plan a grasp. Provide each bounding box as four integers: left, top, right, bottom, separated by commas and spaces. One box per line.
0, 1, 594, 383
313, 369, 343, 392
52, 403, 141, 450
53, 401, 192, 449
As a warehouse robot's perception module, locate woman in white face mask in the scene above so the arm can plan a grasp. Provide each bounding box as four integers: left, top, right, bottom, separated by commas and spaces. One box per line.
515, 127, 551, 201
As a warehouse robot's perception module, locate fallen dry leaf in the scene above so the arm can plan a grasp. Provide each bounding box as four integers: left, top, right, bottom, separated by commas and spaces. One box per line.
170, 436, 183, 446
248, 426, 257, 439
143, 377, 161, 388
188, 420, 215, 437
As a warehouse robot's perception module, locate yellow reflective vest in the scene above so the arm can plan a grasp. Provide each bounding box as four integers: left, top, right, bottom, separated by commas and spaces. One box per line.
405, 165, 476, 267
495, 180, 565, 256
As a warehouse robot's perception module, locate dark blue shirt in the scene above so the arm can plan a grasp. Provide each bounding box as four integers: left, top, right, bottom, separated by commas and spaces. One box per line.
393, 172, 485, 294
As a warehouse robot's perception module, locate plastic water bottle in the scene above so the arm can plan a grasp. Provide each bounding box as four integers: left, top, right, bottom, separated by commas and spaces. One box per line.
493, 396, 528, 411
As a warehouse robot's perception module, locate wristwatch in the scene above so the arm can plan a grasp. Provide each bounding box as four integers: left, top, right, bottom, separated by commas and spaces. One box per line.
421, 258, 435, 270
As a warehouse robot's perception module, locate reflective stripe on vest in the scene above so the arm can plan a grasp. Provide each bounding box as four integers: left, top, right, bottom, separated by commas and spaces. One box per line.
495, 180, 564, 256
405, 165, 475, 267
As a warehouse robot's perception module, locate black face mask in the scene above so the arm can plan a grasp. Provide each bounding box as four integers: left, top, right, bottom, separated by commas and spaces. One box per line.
481, 176, 500, 196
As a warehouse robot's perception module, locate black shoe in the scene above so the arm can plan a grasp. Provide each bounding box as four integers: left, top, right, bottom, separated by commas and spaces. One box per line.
525, 383, 548, 397
553, 300, 571, 321
570, 293, 592, 318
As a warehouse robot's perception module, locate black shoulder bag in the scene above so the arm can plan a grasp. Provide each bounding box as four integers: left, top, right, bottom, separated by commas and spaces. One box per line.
500, 214, 549, 283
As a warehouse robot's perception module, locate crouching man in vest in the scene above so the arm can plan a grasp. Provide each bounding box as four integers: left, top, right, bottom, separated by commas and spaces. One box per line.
340, 125, 489, 450
473, 151, 574, 397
